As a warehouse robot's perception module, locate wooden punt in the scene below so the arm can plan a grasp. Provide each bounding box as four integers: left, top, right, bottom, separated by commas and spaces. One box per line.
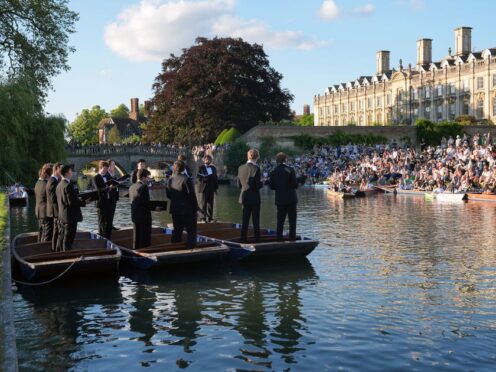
197, 222, 319, 260
9, 195, 28, 207
466, 192, 496, 202
374, 185, 396, 193
327, 189, 356, 199
355, 188, 377, 197
433, 192, 467, 202
11, 231, 121, 282
110, 227, 230, 270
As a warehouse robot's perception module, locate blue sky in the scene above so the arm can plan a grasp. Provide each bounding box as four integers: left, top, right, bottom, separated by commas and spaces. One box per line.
45, 0, 495, 122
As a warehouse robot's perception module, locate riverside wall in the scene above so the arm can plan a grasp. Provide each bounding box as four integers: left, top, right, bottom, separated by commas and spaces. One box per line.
239, 125, 496, 148
0, 196, 17, 372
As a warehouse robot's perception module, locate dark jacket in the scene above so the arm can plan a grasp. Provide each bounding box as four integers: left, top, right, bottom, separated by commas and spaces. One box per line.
131, 168, 139, 184
93, 173, 110, 208
56, 179, 84, 224
197, 164, 218, 193
108, 172, 119, 203
34, 178, 48, 219
129, 181, 151, 224
269, 164, 298, 205
167, 173, 199, 214
237, 162, 263, 205
46, 175, 59, 218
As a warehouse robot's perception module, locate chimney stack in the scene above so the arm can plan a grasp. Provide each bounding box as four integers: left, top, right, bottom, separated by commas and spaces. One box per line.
130, 98, 139, 121
144, 100, 151, 117
454, 26, 472, 56
376, 51, 390, 75
416, 38, 432, 67
303, 104, 310, 115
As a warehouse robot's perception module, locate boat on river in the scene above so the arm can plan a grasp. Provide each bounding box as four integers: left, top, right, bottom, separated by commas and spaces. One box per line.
11, 231, 121, 281
355, 188, 377, 197
9, 195, 28, 207
376, 186, 427, 196
110, 227, 230, 270
466, 192, 496, 202
427, 192, 467, 202
327, 189, 356, 199
197, 222, 319, 260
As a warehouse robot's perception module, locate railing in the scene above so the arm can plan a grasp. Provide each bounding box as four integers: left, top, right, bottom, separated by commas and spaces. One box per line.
66, 145, 187, 157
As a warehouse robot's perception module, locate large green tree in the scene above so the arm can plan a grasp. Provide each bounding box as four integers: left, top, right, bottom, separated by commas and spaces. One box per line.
110, 103, 130, 118
146, 37, 293, 144
0, 0, 78, 97
67, 105, 108, 145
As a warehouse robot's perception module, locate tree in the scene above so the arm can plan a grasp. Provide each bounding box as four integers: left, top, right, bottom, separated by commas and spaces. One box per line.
223, 140, 250, 174
295, 114, 314, 126
146, 37, 294, 144
107, 126, 122, 144
0, 0, 78, 98
110, 103, 130, 118
67, 105, 108, 145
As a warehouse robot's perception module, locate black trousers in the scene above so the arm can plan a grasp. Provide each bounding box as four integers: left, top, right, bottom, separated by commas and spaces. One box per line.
133, 220, 151, 249
241, 203, 260, 242
199, 190, 215, 221
171, 213, 197, 249
97, 205, 112, 239
109, 200, 117, 228
50, 218, 60, 252
276, 203, 297, 240
61, 222, 77, 251
46, 217, 54, 242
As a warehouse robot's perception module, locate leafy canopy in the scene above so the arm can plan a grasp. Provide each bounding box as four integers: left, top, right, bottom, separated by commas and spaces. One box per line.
0, 0, 78, 98
147, 37, 293, 144
67, 105, 108, 145
110, 103, 130, 118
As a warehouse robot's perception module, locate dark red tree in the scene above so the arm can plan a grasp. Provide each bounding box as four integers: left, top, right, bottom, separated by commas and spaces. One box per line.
146, 37, 293, 144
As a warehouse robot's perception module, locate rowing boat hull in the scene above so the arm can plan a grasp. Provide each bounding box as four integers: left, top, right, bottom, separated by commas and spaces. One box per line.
466, 193, 496, 202
433, 192, 467, 202
197, 223, 319, 261
12, 232, 121, 281
9, 197, 27, 207
327, 190, 355, 199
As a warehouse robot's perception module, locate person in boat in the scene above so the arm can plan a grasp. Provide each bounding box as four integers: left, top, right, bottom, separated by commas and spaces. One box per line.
167, 160, 199, 248
131, 159, 146, 184
129, 168, 152, 249
197, 154, 218, 223
107, 159, 120, 231
269, 152, 298, 241
46, 162, 63, 251
93, 160, 113, 239
34, 163, 52, 242
237, 149, 263, 242
8, 182, 25, 198
56, 165, 86, 251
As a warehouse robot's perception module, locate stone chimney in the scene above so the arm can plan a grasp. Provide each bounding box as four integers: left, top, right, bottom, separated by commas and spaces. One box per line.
454, 26, 472, 56
303, 104, 310, 115
143, 100, 151, 117
416, 38, 432, 67
129, 98, 139, 121
376, 50, 390, 75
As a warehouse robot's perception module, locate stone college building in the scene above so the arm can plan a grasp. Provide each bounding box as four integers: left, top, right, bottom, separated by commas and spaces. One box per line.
314, 27, 496, 126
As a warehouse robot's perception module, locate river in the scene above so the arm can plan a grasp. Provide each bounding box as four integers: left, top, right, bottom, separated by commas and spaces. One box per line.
9, 186, 496, 371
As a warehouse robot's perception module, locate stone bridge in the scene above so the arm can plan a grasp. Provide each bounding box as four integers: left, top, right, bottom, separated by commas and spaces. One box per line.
66, 145, 189, 174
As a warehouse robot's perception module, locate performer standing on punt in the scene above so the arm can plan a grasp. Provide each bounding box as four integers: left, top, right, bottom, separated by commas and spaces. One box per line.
129, 168, 152, 249
197, 154, 218, 222
167, 160, 198, 248
107, 159, 120, 231
237, 149, 263, 243
93, 160, 112, 239
46, 162, 62, 251
34, 163, 52, 242
269, 152, 298, 240
56, 165, 86, 251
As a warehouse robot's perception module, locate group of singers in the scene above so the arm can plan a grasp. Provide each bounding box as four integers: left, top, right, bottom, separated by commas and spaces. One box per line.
33, 148, 298, 251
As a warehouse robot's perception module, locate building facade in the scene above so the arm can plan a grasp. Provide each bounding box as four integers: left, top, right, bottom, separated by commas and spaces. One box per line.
314, 27, 496, 126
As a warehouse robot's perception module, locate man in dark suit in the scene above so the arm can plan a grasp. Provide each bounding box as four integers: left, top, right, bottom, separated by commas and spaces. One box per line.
237, 149, 263, 242
46, 162, 62, 251
131, 159, 146, 184
107, 159, 120, 231
93, 160, 112, 238
269, 152, 298, 240
129, 168, 152, 249
167, 160, 199, 248
35, 163, 52, 242
56, 165, 85, 251
197, 155, 218, 222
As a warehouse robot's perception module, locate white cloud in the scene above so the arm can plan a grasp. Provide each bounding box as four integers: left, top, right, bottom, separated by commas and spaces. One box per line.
317, 0, 340, 22
351, 3, 375, 16
104, 0, 328, 62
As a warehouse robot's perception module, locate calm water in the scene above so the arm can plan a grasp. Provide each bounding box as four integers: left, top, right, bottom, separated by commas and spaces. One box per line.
9, 186, 496, 371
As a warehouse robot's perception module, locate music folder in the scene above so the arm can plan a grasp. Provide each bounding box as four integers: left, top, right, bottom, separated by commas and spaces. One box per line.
149, 200, 168, 211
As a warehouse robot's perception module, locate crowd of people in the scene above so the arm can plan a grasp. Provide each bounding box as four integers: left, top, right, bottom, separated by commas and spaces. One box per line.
260, 132, 496, 194
191, 143, 230, 162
